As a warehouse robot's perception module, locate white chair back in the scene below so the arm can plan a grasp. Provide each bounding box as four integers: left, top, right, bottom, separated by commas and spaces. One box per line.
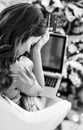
0, 95, 71, 130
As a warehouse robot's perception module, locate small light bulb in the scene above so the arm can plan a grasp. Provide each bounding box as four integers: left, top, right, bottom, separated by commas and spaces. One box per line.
77, 50, 79, 54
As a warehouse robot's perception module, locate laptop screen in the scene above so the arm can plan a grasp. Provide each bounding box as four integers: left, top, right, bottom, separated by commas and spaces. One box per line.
41, 33, 67, 73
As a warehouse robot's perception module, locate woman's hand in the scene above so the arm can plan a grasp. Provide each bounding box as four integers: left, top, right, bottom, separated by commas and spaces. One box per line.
31, 29, 49, 52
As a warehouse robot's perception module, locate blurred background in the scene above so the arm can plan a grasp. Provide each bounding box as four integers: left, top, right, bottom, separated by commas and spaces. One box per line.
0, 0, 83, 130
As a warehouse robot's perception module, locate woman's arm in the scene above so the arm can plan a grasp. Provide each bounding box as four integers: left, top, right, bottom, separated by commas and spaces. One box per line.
30, 30, 49, 87
15, 31, 49, 97
30, 48, 45, 87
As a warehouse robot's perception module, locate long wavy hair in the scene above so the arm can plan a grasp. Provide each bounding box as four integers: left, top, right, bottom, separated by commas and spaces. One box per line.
0, 3, 47, 92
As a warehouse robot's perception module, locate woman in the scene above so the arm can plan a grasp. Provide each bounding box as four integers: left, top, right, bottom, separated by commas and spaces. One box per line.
0, 3, 49, 111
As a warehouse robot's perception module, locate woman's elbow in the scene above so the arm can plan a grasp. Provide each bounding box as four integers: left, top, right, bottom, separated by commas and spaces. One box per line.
25, 85, 44, 97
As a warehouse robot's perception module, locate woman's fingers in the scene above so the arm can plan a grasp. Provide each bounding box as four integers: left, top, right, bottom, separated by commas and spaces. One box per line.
36, 29, 50, 50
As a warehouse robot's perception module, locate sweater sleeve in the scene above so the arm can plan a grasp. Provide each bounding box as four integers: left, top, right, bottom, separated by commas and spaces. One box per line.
10, 56, 44, 96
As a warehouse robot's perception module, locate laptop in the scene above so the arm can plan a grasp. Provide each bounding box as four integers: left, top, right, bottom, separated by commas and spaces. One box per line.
41, 33, 67, 89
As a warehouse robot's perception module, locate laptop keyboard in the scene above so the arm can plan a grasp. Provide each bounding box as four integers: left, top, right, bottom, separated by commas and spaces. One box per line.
44, 75, 58, 88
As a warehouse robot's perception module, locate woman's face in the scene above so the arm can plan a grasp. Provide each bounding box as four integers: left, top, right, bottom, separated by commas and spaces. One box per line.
16, 36, 41, 57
